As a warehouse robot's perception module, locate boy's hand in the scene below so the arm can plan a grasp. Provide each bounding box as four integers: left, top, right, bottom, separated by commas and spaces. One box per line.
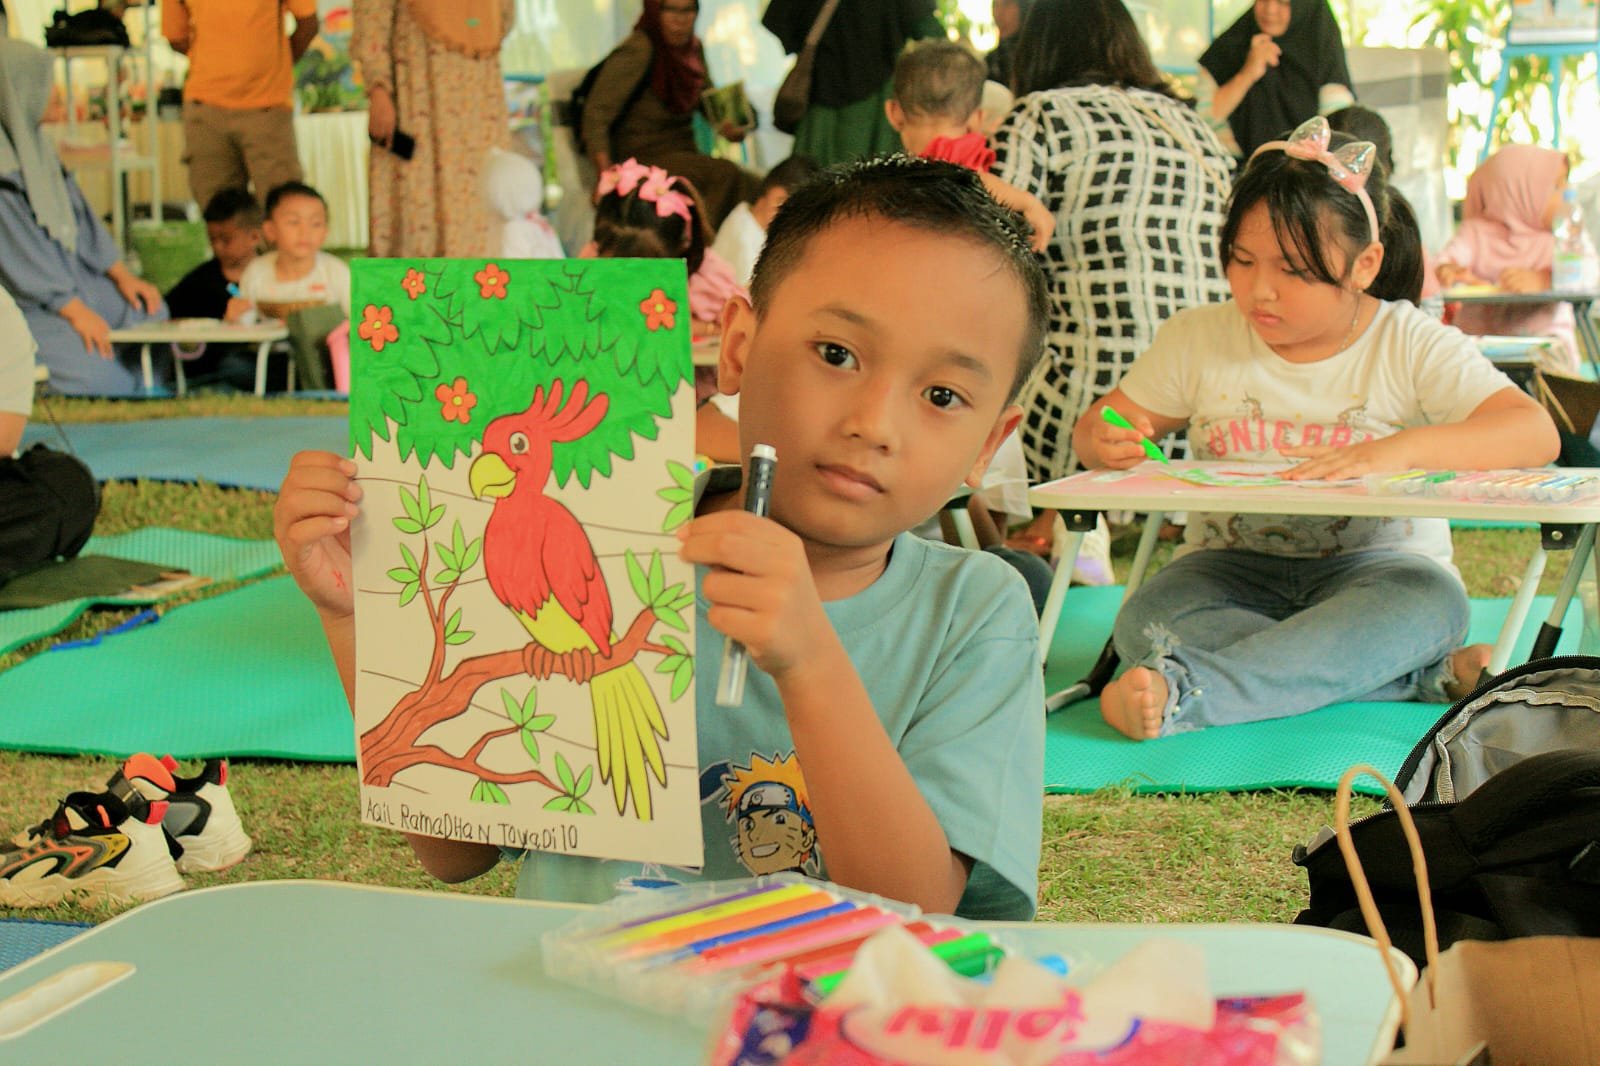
115, 274, 162, 315
274, 450, 361, 619
1020, 197, 1055, 253
224, 296, 253, 323
1497, 267, 1544, 294
677, 510, 832, 682
1279, 435, 1413, 481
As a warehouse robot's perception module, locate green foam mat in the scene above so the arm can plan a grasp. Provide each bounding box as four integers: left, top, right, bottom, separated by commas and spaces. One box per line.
0, 529, 282, 657
1043, 586, 1584, 796
0, 576, 352, 761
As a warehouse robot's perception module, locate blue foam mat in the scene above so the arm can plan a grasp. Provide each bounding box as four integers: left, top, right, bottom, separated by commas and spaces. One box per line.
1042, 585, 1584, 795
0, 919, 92, 972
20, 416, 347, 491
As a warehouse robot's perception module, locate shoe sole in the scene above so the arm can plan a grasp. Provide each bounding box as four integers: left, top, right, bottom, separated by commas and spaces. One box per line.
0, 860, 184, 908
175, 825, 253, 874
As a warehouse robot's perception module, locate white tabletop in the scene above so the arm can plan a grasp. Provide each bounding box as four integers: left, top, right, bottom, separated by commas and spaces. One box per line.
1031, 461, 1600, 525
108, 321, 288, 344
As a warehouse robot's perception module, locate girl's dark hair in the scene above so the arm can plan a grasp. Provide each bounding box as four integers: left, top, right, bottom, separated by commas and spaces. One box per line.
592, 172, 710, 275
1220, 135, 1422, 304
1011, 0, 1179, 100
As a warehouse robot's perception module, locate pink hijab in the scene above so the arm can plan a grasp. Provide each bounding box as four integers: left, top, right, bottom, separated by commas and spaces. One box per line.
1440, 144, 1574, 365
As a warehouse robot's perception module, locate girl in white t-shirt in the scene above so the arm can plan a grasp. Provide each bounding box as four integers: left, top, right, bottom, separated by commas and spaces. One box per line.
1072, 117, 1560, 741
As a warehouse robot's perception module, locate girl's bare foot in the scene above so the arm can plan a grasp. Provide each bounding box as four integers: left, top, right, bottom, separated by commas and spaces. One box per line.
1099, 666, 1167, 740
1443, 643, 1493, 702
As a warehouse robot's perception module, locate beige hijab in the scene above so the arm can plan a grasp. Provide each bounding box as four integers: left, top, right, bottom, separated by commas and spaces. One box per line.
0, 39, 77, 255
406, 0, 506, 57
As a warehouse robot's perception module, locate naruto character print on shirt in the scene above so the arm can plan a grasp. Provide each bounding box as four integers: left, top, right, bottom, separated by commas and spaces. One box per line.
702, 752, 819, 877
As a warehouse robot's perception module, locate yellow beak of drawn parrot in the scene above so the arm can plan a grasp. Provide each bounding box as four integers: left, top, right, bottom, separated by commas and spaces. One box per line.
468, 452, 516, 500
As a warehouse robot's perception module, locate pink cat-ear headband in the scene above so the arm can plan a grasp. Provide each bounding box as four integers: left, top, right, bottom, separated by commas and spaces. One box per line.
1251, 116, 1380, 244
596, 158, 693, 227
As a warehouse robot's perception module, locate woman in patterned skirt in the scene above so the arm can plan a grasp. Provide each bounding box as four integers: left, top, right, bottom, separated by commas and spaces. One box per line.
992, 0, 1233, 493
352, 0, 514, 257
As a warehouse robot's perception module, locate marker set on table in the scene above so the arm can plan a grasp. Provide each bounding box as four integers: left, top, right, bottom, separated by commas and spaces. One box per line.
1366, 469, 1600, 503
542, 877, 1022, 1019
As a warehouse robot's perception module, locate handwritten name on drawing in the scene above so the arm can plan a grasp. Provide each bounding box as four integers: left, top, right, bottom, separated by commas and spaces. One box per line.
1204, 417, 1373, 458
363, 798, 580, 852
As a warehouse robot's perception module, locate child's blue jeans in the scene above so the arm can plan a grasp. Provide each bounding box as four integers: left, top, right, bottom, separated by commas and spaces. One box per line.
1112, 548, 1471, 735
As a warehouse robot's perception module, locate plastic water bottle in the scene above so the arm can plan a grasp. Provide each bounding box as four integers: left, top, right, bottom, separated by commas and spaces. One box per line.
1552, 187, 1597, 293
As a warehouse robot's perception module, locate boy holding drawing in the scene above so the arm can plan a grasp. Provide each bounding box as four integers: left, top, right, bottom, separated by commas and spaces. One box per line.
274, 158, 1048, 920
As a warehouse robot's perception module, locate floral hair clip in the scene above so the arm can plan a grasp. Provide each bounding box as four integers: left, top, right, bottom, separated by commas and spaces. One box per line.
596, 158, 693, 228
1250, 116, 1379, 244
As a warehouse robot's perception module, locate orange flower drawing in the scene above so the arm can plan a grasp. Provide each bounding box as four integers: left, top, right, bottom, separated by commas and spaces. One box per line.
435, 377, 477, 424
358, 304, 399, 352
474, 262, 510, 299
401, 268, 426, 300
640, 288, 676, 331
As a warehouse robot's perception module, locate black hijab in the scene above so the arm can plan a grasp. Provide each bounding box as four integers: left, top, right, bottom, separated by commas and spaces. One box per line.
762, 0, 936, 109
1199, 0, 1351, 157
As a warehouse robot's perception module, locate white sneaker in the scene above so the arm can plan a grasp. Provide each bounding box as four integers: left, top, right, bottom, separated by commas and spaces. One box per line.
1, 787, 184, 907
110, 754, 253, 874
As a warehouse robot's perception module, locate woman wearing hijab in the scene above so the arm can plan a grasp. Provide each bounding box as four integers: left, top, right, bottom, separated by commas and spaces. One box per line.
1197, 0, 1354, 159
762, 0, 938, 168
1437, 145, 1583, 372
582, 0, 759, 229
352, 0, 515, 257
0, 39, 165, 396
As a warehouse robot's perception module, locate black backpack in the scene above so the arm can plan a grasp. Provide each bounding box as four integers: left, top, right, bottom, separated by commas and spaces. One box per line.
563, 51, 654, 158
0, 444, 100, 588
44, 7, 130, 47
1293, 658, 1600, 967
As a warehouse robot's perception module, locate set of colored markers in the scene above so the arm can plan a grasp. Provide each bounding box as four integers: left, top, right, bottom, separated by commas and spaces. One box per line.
542, 876, 1016, 1019
1365, 468, 1600, 503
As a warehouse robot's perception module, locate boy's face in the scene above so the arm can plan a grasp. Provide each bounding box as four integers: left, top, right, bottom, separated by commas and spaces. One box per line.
717, 216, 1025, 561
207, 218, 261, 272
263, 194, 328, 262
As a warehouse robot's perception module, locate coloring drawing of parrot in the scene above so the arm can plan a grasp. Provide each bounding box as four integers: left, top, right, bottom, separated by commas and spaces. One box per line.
469, 379, 668, 820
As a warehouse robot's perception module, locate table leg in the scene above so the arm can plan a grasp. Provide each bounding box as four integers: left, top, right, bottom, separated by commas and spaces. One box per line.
1490, 547, 1549, 674
254, 341, 272, 397
139, 343, 153, 392
1572, 300, 1600, 379
1528, 524, 1595, 661
1037, 522, 1083, 664
173, 350, 187, 397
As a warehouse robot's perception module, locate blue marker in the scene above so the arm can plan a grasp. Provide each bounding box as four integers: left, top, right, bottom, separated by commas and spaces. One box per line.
226, 282, 240, 297
716, 443, 777, 707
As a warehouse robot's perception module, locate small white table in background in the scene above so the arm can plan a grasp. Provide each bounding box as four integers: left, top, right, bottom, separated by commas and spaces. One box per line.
109, 321, 290, 397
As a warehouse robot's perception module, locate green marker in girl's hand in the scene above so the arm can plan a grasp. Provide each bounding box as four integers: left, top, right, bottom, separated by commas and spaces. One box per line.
1100, 405, 1170, 464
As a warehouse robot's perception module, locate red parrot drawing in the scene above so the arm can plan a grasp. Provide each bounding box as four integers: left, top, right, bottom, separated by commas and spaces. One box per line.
468, 379, 669, 820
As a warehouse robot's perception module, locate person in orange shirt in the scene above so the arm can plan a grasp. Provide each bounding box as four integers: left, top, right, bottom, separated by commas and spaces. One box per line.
163, 0, 319, 210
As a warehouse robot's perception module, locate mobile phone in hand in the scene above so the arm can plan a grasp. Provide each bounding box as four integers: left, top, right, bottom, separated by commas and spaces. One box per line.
389, 129, 416, 160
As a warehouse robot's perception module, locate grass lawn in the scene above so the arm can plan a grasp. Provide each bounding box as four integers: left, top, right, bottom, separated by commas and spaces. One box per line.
0, 394, 1575, 925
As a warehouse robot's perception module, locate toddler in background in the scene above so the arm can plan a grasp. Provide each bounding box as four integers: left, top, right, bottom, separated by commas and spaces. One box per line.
165, 187, 262, 322
483, 147, 564, 260
710, 154, 820, 286
1436, 145, 1585, 372
886, 39, 1054, 252
585, 159, 745, 460
237, 181, 351, 319
978, 79, 1014, 136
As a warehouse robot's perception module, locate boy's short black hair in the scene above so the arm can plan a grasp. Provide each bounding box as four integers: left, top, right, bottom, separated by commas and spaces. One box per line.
750, 156, 1048, 400
758, 155, 821, 199
202, 187, 263, 229
892, 39, 986, 122
263, 181, 327, 218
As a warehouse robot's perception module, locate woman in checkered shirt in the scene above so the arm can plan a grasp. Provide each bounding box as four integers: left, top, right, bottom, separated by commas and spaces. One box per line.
992, 0, 1233, 488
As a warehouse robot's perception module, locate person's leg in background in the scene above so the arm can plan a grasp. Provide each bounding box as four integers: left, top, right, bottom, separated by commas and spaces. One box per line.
182, 101, 250, 210
236, 107, 304, 201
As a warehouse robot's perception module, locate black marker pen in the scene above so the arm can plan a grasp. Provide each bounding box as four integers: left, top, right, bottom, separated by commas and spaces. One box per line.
715, 443, 777, 707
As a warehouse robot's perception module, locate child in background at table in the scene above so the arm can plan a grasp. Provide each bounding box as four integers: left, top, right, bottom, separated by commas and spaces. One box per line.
711, 154, 820, 286
1436, 145, 1585, 372
164, 188, 262, 323
274, 156, 1048, 919
1073, 116, 1558, 741
886, 39, 1054, 253
237, 181, 351, 319
482, 147, 565, 260
583, 158, 746, 461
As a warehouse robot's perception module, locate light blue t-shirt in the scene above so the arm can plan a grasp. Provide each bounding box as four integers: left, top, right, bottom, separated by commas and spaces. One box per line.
512, 520, 1045, 920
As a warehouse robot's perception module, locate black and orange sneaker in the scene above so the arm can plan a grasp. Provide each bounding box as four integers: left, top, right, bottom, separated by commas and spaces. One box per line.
1, 787, 184, 908
107, 754, 252, 874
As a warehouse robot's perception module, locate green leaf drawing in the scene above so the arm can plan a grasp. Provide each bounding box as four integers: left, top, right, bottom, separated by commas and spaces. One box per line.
554, 751, 576, 793
647, 550, 664, 598
501, 687, 534, 726
625, 549, 649, 606
470, 780, 509, 805
572, 798, 595, 816
573, 766, 593, 797
398, 580, 420, 607
544, 795, 574, 812
520, 728, 541, 765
